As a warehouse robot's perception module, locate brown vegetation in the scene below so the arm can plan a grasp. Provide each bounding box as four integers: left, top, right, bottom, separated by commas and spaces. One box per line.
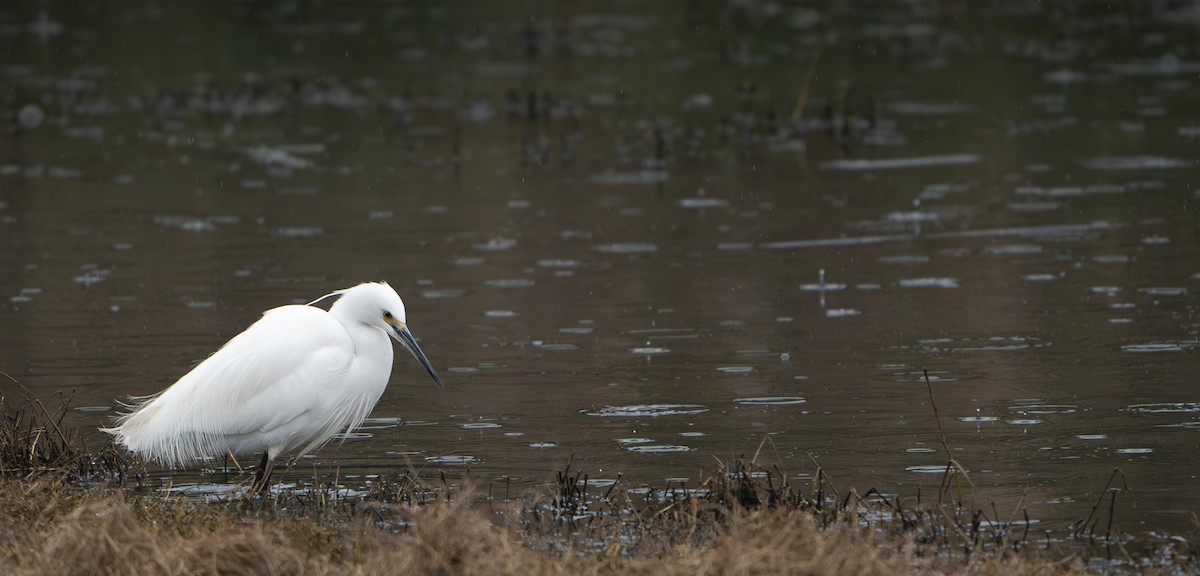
0, 477, 1096, 576
0, 393, 127, 482
0, 393, 1194, 575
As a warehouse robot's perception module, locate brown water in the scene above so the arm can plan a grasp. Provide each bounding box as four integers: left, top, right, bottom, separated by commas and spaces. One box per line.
2, 1, 1198, 538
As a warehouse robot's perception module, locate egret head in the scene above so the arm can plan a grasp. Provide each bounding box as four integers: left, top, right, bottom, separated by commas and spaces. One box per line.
332, 282, 443, 389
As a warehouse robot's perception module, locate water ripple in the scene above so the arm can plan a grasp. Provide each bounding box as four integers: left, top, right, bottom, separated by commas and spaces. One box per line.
1078, 156, 1192, 170
590, 169, 669, 185
593, 243, 659, 254
629, 347, 671, 355
1007, 404, 1078, 415
616, 438, 655, 445
424, 455, 480, 464
826, 308, 862, 318
420, 289, 465, 299
461, 422, 502, 429
484, 278, 536, 288
586, 404, 710, 417
898, 277, 959, 289
1122, 343, 1190, 353
821, 153, 982, 171
734, 396, 807, 406
906, 464, 953, 474
679, 197, 729, 209
1123, 403, 1200, 414
626, 444, 691, 454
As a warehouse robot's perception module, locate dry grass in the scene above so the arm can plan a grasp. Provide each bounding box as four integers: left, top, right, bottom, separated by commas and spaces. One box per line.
0, 477, 1102, 576
0, 394, 1195, 575
0, 479, 566, 575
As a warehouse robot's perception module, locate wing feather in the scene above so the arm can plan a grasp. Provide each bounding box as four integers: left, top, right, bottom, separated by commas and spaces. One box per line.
104, 305, 354, 466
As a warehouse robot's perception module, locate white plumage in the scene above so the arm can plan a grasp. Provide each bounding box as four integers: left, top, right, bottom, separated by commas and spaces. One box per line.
103, 282, 442, 493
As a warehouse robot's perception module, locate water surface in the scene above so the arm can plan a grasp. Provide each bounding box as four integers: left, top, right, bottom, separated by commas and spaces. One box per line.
1, 0, 1198, 537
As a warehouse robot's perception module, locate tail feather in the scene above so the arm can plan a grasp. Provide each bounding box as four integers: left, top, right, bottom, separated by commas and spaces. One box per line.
102, 394, 228, 468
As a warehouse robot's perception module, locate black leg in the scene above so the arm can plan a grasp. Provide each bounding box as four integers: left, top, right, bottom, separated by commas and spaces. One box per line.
248, 451, 274, 497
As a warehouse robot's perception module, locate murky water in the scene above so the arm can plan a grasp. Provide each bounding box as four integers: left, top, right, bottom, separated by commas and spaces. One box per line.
2, 1, 1198, 536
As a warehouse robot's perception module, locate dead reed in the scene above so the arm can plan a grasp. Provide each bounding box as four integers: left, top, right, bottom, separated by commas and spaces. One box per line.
0, 390, 129, 483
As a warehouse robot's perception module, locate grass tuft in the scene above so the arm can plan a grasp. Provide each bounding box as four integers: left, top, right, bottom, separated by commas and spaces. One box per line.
0, 391, 130, 483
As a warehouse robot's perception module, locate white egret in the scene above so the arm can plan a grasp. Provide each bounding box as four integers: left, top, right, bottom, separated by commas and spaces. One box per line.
103, 281, 442, 495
